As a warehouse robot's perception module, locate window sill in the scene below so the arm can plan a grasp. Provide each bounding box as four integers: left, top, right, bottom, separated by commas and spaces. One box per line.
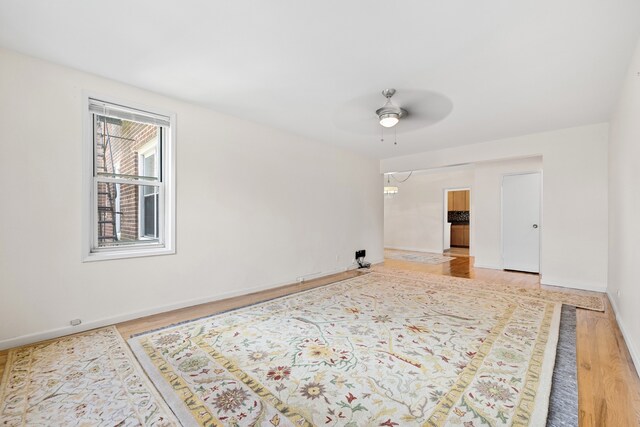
82, 246, 175, 262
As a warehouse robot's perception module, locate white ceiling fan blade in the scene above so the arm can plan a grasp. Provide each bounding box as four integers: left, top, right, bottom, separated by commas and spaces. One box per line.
332, 89, 453, 135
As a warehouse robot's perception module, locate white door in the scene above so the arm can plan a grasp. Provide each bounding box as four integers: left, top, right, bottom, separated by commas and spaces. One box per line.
502, 172, 541, 273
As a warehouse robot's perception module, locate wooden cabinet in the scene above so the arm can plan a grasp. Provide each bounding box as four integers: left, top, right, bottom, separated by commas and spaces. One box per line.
453, 191, 465, 211
449, 190, 470, 247
448, 190, 470, 211
451, 224, 463, 247
451, 224, 470, 247
462, 225, 469, 246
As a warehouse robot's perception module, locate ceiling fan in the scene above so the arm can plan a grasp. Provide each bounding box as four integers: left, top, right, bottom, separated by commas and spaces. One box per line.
376, 89, 407, 128
332, 88, 453, 137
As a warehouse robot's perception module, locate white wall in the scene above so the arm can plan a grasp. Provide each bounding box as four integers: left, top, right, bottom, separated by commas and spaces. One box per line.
0, 48, 384, 349
384, 168, 474, 253
381, 124, 609, 292
472, 157, 543, 269
383, 157, 544, 269
608, 37, 640, 374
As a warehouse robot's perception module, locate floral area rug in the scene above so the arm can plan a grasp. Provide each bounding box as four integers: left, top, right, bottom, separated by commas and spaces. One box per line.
129, 272, 561, 426
0, 326, 177, 426
384, 249, 455, 265
371, 265, 605, 312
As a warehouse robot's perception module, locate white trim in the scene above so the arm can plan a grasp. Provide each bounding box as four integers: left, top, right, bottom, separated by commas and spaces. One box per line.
82, 246, 174, 262
81, 91, 176, 262
442, 187, 472, 255
384, 245, 444, 254
608, 295, 640, 378
368, 257, 385, 266
81, 94, 92, 262
95, 176, 160, 186
539, 276, 607, 293
0, 263, 364, 351
472, 262, 503, 270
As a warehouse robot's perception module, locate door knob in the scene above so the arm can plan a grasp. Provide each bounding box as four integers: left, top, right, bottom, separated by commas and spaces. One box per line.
533, 224, 538, 229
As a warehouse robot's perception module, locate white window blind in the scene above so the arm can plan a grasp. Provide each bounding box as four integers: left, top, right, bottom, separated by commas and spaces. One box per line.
88, 98, 171, 127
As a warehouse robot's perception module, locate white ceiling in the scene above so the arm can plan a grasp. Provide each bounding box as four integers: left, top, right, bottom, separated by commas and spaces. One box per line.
1, 1, 639, 159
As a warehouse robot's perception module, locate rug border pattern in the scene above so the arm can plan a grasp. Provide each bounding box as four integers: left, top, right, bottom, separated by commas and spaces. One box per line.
513, 302, 560, 426
423, 303, 518, 426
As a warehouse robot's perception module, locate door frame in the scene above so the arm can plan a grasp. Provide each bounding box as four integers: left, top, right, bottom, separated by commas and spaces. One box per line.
500, 171, 543, 273
443, 187, 472, 255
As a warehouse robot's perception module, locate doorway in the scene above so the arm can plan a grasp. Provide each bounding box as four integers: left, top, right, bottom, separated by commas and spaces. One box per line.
444, 188, 470, 256
502, 172, 541, 273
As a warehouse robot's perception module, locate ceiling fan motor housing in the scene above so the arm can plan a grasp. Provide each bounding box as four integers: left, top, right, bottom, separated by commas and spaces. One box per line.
376, 88, 407, 127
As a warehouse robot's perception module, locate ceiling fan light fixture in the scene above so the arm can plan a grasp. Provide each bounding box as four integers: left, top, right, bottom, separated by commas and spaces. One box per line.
384, 185, 399, 195
379, 113, 400, 128
376, 89, 407, 128
384, 173, 400, 195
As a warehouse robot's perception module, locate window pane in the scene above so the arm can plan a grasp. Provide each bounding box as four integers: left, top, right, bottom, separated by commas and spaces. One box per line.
143, 153, 155, 180
97, 182, 161, 247
143, 194, 158, 237
94, 115, 160, 180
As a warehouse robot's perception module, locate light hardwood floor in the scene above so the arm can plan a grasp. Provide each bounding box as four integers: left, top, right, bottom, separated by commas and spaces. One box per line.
1, 256, 639, 426
444, 246, 470, 257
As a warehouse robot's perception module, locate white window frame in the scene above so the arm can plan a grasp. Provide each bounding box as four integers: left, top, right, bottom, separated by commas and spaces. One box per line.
114, 162, 121, 240
82, 93, 176, 262
137, 138, 159, 240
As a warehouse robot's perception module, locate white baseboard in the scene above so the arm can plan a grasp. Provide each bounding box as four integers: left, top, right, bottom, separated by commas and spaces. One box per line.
0, 264, 363, 351
472, 262, 503, 270
540, 276, 607, 293
384, 245, 443, 254
470, 264, 607, 293
607, 294, 640, 379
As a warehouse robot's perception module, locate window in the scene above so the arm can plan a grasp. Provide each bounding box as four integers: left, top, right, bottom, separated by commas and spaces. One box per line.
83, 96, 175, 261
138, 139, 159, 239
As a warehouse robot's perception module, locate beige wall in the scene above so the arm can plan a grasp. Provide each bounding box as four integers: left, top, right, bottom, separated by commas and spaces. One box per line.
381, 124, 609, 292
383, 157, 544, 270
0, 48, 384, 348
608, 36, 640, 374
384, 167, 474, 253
472, 157, 543, 269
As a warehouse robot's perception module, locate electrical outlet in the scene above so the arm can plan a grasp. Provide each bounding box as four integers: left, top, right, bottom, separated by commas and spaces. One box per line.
70, 319, 82, 326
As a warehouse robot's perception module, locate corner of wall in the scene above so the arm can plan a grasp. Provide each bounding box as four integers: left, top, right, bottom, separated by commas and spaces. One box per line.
607, 292, 640, 378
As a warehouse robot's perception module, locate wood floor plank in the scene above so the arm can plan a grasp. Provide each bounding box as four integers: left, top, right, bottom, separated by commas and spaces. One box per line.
577, 296, 640, 426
